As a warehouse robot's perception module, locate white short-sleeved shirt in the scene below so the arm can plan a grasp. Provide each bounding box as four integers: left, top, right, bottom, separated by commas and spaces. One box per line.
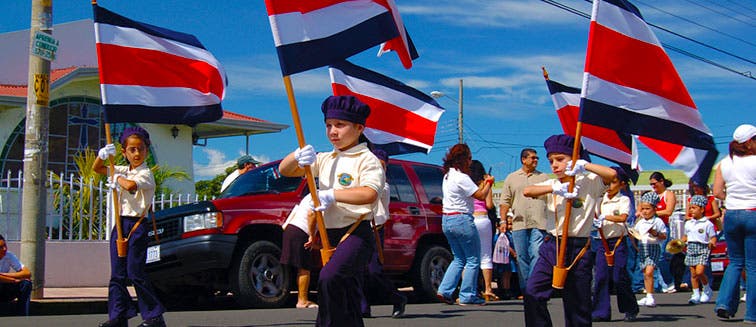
312, 143, 385, 229
536, 173, 608, 237
442, 168, 479, 214
718, 156, 756, 210
598, 192, 631, 238
0, 252, 24, 273
220, 169, 241, 192
685, 217, 716, 244
112, 162, 155, 217
634, 216, 667, 245
374, 183, 390, 226
283, 196, 312, 236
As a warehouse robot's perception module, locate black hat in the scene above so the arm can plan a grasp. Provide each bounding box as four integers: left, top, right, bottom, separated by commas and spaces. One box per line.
321, 95, 370, 125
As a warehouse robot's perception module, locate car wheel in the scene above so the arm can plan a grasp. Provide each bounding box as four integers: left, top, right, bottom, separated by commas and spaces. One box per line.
412, 245, 452, 302
231, 240, 291, 308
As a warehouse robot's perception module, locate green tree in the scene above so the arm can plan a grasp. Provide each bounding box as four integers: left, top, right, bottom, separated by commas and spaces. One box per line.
195, 166, 235, 200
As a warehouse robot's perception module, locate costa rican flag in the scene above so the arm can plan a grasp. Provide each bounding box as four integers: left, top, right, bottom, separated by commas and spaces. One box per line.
376, 0, 419, 69
329, 61, 444, 155
546, 77, 639, 183
265, 0, 401, 76
579, 0, 717, 185
93, 4, 225, 125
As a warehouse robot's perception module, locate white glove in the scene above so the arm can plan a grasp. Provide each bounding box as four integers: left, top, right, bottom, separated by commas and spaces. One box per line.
107, 173, 125, 189
309, 189, 335, 212
551, 181, 580, 199
593, 214, 606, 228
98, 144, 116, 160
565, 159, 589, 176
294, 144, 316, 168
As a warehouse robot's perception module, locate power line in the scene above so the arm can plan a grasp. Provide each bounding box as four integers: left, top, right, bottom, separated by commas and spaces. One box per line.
700, 0, 756, 21
682, 0, 756, 28
720, 0, 756, 17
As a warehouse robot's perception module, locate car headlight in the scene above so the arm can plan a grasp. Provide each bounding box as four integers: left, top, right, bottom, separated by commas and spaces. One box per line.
183, 212, 222, 232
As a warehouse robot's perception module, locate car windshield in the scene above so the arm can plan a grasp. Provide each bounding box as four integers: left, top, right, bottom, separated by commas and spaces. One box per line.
219, 164, 302, 199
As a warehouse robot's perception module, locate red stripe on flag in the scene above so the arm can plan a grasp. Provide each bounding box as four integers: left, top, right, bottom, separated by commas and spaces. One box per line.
332, 84, 436, 145
638, 135, 683, 163
265, 0, 367, 15
585, 22, 695, 109
556, 105, 579, 136
97, 44, 224, 98
557, 104, 630, 153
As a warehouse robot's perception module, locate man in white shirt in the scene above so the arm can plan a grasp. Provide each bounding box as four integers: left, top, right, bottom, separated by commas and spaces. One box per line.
220, 155, 261, 192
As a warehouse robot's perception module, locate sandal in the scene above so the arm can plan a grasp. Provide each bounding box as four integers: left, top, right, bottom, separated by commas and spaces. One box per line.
483, 292, 500, 302
296, 302, 319, 309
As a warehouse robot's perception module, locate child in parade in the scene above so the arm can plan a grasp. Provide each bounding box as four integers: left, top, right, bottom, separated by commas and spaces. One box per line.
522, 134, 616, 326
94, 127, 166, 327
492, 216, 517, 300
683, 195, 717, 304
592, 166, 640, 322
634, 192, 668, 308
280, 195, 319, 309
279, 95, 383, 327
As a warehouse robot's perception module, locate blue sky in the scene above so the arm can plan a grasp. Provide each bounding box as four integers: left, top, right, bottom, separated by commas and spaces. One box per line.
2, 0, 755, 181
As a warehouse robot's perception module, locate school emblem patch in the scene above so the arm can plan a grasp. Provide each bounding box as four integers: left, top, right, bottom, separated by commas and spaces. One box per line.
698, 228, 704, 234
338, 173, 353, 186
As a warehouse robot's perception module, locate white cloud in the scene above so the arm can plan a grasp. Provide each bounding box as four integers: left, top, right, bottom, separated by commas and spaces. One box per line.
193, 148, 273, 180
400, 0, 586, 28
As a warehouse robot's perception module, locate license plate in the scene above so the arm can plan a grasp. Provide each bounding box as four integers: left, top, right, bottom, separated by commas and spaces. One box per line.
712, 261, 724, 272
146, 245, 160, 264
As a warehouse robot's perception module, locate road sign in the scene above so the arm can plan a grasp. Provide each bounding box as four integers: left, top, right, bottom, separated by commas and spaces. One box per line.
31, 31, 58, 61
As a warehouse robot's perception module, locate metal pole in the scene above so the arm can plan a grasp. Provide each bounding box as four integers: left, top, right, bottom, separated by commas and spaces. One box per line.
458, 79, 463, 143
21, 0, 53, 299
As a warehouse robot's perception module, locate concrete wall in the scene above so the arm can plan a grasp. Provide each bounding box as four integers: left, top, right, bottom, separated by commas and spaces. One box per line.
7, 241, 109, 287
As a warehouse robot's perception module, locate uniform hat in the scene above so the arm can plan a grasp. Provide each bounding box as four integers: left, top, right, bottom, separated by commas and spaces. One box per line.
119, 126, 151, 146
371, 148, 388, 163
543, 134, 590, 160
321, 95, 371, 125
237, 155, 260, 168
689, 195, 708, 208
733, 124, 756, 143
640, 192, 660, 206
611, 166, 630, 184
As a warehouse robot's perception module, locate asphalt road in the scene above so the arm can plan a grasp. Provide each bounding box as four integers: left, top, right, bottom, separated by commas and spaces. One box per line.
0, 290, 747, 326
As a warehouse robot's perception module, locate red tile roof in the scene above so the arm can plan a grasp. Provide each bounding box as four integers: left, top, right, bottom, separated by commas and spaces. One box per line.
0, 66, 81, 97
222, 110, 266, 123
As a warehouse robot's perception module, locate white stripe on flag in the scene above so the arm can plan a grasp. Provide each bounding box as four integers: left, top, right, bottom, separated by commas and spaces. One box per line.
592, 0, 659, 47
669, 146, 709, 178
551, 92, 581, 111
101, 84, 222, 107
582, 73, 711, 134
364, 127, 432, 150
268, 1, 388, 46
330, 69, 443, 121
582, 137, 633, 164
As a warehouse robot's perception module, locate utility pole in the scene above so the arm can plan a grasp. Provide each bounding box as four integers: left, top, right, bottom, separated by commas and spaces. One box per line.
21, 0, 53, 299
458, 79, 463, 144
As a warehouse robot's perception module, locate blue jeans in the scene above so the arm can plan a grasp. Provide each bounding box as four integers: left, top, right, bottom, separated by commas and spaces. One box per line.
511, 228, 545, 291
438, 213, 481, 303
715, 209, 756, 321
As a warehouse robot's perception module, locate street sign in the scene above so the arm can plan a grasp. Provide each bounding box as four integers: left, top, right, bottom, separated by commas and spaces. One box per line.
31, 31, 58, 61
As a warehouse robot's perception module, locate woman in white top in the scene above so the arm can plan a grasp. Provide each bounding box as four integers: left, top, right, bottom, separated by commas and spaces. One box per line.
436, 144, 494, 306
713, 124, 756, 322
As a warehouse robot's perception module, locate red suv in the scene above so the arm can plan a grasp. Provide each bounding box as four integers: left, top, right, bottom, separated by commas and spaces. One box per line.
145, 159, 451, 308
711, 230, 728, 285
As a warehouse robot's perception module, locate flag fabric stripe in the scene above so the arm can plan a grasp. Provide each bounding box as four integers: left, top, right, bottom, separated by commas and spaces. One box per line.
375, 0, 417, 68
265, 0, 398, 75
97, 44, 225, 98
593, 0, 654, 45
585, 22, 695, 108
329, 61, 444, 155
637, 136, 683, 163
94, 4, 225, 125
581, 74, 709, 133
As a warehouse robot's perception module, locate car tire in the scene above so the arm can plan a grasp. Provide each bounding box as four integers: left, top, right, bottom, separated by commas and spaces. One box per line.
412, 245, 452, 302
231, 240, 291, 308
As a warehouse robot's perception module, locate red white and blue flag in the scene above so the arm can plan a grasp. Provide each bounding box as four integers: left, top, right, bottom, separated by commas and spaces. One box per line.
93, 5, 225, 125
546, 77, 639, 183
376, 0, 419, 69
265, 0, 402, 76
329, 61, 444, 155
579, 0, 717, 185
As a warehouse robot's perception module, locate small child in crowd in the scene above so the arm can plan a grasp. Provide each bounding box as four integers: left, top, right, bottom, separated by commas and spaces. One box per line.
683, 195, 717, 304
492, 217, 517, 300
634, 191, 668, 308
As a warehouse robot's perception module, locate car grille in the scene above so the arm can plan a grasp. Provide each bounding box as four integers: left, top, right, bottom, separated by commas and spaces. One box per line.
148, 219, 181, 245
711, 252, 727, 259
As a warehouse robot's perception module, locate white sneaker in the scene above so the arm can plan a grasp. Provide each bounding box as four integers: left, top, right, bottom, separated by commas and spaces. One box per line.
637, 296, 656, 307
689, 293, 701, 304
742, 293, 747, 302
700, 288, 713, 303
663, 285, 677, 294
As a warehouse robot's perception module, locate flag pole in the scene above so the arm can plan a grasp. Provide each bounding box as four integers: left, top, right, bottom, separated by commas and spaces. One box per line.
282, 76, 334, 265
104, 124, 127, 257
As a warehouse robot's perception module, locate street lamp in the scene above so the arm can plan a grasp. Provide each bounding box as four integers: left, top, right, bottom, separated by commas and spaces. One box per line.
431, 79, 463, 144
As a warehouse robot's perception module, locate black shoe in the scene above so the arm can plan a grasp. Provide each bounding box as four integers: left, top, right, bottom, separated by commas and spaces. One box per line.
717, 308, 734, 320
592, 316, 610, 322
392, 295, 408, 319
99, 318, 127, 327
137, 316, 166, 327
624, 312, 638, 322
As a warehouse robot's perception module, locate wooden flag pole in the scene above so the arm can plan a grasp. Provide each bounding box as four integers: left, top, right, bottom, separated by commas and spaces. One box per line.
104, 124, 127, 257
282, 76, 334, 265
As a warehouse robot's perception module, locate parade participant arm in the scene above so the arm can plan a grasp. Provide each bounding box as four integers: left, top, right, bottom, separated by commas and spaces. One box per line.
279, 146, 313, 177
472, 176, 495, 201
92, 143, 116, 175
567, 160, 617, 185
524, 181, 579, 199
709, 235, 717, 250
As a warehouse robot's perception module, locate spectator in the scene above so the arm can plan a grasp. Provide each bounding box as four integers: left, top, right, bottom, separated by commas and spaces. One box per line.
0, 234, 31, 316
280, 195, 318, 309
469, 160, 498, 301
220, 155, 261, 192
713, 124, 756, 322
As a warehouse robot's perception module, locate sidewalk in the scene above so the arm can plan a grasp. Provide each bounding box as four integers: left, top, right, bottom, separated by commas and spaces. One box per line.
27, 287, 135, 316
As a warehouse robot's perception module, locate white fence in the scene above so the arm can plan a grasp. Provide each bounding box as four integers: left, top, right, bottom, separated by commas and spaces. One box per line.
0, 170, 213, 241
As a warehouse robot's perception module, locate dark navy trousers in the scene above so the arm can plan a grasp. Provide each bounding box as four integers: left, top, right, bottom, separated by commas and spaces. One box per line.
358, 228, 404, 316
317, 221, 374, 327
0, 279, 31, 315
524, 236, 595, 327
108, 216, 165, 321
592, 237, 639, 320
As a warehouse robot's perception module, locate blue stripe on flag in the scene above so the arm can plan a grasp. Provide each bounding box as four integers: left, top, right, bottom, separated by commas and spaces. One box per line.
93, 4, 205, 49
103, 104, 223, 126
370, 142, 428, 157
275, 12, 397, 76
603, 0, 644, 20
546, 79, 580, 95
330, 61, 440, 107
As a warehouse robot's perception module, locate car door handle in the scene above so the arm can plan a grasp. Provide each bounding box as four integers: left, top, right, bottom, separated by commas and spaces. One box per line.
407, 206, 421, 215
